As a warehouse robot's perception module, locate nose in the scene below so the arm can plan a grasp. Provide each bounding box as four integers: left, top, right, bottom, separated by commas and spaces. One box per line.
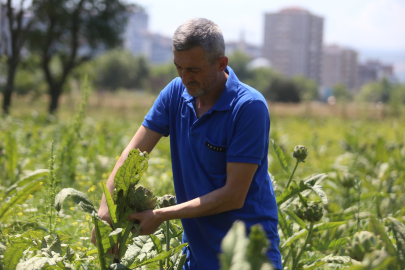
179, 70, 194, 85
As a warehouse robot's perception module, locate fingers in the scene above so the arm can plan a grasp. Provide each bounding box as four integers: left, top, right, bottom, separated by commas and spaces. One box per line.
127, 212, 141, 221
91, 227, 96, 246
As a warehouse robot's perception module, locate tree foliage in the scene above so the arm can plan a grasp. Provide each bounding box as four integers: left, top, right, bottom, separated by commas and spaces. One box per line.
28, 0, 128, 113
92, 49, 149, 91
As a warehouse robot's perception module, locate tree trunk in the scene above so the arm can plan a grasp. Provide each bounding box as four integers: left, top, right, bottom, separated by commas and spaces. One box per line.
48, 85, 62, 114
2, 61, 18, 116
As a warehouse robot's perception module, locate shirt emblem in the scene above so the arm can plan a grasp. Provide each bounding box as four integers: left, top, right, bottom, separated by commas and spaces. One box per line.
205, 141, 226, 152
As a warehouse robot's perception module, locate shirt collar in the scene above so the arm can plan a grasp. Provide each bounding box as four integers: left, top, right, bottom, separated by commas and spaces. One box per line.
181, 66, 239, 112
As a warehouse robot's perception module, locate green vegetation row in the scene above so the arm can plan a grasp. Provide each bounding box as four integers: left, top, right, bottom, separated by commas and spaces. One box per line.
0, 86, 404, 269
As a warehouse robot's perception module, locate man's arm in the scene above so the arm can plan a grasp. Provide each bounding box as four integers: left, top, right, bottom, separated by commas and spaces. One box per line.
92, 125, 162, 244
127, 162, 258, 235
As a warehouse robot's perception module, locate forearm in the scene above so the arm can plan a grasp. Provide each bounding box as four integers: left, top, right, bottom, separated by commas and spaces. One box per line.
154, 184, 240, 222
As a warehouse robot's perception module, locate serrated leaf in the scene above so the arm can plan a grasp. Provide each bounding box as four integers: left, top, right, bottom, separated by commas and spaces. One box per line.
0, 178, 44, 221
130, 243, 187, 268
54, 188, 96, 214
150, 234, 162, 253
16, 255, 65, 270
284, 209, 307, 230
271, 139, 292, 175
281, 222, 346, 251
114, 149, 149, 199
101, 183, 118, 228
4, 230, 44, 270
277, 181, 308, 206
387, 217, 405, 268
121, 236, 153, 267
368, 215, 397, 257
302, 255, 352, 270
328, 237, 348, 248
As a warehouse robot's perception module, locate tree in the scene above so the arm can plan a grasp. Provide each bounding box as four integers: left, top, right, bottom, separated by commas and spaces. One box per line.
28, 0, 128, 113
227, 50, 252, 82
92, 49, 149, 91
2, 0, 33, 115
265, 75, 301, 103
292, 76, 319, 101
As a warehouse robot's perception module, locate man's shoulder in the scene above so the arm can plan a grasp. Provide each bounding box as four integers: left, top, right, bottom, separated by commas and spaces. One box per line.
232, 81, 269, 111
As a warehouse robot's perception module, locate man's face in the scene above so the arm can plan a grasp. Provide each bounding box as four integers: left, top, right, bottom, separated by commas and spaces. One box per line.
173, 47, 219, 98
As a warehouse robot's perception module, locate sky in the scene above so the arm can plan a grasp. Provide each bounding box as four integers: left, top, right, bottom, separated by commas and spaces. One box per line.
131, 0, 405, 81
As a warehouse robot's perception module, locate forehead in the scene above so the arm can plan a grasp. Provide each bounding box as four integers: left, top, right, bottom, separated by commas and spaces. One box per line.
173, 46, 210, 68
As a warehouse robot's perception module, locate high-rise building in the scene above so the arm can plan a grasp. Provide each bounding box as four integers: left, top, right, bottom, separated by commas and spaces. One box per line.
262, 7, 323, 83
123, 6, 151, 58
321, 45, 358, 91
358, 60, 395, 87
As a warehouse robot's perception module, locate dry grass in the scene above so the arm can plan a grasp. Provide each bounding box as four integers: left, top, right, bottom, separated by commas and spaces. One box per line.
1, 91, 403, 121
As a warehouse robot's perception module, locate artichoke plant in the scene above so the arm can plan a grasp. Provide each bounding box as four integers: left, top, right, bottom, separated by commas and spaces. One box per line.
345, 231, 383, 261
294, 201, 324, 222
293, 145, 308, 162
158, 194, 177, 208
126, 186, 157, 212
340, 173, 356, 188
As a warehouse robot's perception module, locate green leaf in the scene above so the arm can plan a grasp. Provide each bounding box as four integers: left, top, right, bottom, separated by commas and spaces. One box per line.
4, 230, 44, 270
130, 243, 187, 268
16, 255, 65, 270
54, 188, 96, 214
368, 215, 397, 257
312, 221, 346, 232
271, 139, 292, 175
302, 255, 352, 270
114, 149, 149, 199
101, 183, 118, 228
176, 254, 187, 270
108, 263, 131, 270
219, 221, 250, 270
247, 224, 271, 270
284, 209, 307, 230
328, 237, 348, 248
4, 169, 49, 197
5, 130, 18, 183
121, 236, 154, 267
277, 181, 307, 206
387, 217, 405, 268
93, 215, 110, 270
150, 234, 162, 253
281, 222, 346, 251
0, 178, 44, 221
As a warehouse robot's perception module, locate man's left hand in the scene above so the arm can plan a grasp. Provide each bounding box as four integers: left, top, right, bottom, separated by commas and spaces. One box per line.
127, 209, 164, 235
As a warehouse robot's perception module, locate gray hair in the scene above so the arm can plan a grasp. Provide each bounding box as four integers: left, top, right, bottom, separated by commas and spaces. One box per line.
173, 18, 225, 63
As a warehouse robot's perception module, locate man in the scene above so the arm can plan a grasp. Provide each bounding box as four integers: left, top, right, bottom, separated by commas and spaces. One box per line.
93, 18, 282, 270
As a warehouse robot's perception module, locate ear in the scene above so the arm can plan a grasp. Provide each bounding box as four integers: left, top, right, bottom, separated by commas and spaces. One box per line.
217, 56, 228, 72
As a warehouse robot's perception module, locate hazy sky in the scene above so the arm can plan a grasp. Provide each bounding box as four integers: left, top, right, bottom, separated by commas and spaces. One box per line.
132, 0, 405, 80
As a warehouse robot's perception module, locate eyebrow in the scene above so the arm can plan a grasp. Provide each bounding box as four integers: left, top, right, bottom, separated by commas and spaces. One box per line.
173, 61, 200, 70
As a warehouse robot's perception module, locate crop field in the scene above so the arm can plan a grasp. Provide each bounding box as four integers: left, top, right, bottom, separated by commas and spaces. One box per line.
0, 91, 404, 269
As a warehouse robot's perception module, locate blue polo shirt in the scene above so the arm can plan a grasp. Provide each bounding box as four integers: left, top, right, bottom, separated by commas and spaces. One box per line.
142, 66, 282, 270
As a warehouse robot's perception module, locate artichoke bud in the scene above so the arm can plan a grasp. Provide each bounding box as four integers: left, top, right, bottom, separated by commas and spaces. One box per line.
294, 201, 323, 222
345, 231, 382, 261
126, 185, 157, 212
158, 194, 177, 208
341, 173, 356, 188
293, 145, 308, 162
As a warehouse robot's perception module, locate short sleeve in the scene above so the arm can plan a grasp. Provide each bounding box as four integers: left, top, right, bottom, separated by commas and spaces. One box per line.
226, 100, 270, 165
142, 81, 174, 137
